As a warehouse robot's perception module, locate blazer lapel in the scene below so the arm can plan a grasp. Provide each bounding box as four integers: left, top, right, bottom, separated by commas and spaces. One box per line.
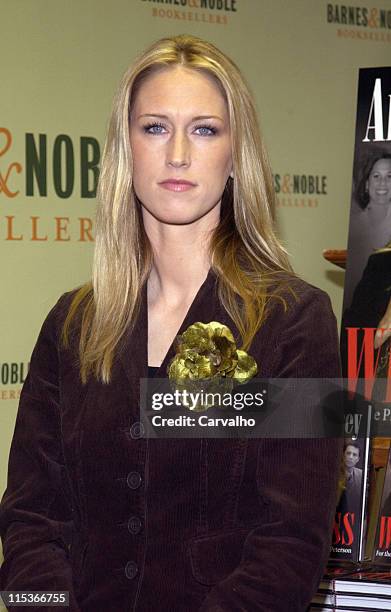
118, 280, 148, 387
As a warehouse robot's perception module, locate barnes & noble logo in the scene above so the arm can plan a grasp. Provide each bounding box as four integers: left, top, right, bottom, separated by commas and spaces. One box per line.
0, 127, 100, 199
141, 0, 238, 25
0, 127, 100, 242
273, 172, 327, 209
327, 3, 391, 42
0, 361, 29, 399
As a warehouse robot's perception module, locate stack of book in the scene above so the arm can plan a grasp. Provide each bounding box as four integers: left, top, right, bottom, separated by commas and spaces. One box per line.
310, 566, 391, 611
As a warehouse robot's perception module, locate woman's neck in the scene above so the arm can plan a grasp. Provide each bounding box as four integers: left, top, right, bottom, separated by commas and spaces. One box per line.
144, 217, 215, 368
147, 252, 210, 309
143, 208, 217, 306
367, 201, 391, 216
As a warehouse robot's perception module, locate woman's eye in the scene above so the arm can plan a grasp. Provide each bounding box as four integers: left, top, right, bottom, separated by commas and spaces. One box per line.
143, 123, 167, 135
195, 125, 217, 136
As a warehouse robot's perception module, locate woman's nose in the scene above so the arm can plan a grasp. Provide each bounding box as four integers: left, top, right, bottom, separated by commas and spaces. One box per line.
166, 131, 190, 168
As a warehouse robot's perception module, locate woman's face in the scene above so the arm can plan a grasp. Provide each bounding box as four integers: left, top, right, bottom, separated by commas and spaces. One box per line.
129, 65, 233, 225
366, 158, 391, 206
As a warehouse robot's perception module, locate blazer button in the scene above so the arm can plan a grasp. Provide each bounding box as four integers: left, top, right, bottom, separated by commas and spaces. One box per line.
126, 471, 142, 489
125, 560, 138, 580
128, 516, 142, 535
130, 421, 145, 439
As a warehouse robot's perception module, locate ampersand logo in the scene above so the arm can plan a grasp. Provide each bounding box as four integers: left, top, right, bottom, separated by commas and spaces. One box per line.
368, 8, 379, 29
0, 128, 22, 198
281, 174, 291, 194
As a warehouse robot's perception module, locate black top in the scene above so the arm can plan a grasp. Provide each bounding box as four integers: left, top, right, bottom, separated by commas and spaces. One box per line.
147, 365, 160, 378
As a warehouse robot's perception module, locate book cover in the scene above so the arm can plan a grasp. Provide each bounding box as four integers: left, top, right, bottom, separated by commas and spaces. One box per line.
373, 448, 391, 564
330, 433, 371, 562
341, 66, 391, 391
330, 66, 391, 564
365, 457, 387, 559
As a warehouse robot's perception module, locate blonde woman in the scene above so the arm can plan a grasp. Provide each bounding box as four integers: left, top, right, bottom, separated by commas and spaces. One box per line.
0, 35, 341, 611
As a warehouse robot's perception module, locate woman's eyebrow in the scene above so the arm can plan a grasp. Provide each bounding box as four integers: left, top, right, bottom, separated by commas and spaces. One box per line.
137, 113, 224, 122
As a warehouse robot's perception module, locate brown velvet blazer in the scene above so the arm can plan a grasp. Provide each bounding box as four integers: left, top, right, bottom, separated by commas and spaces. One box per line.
0, 270, 342, 611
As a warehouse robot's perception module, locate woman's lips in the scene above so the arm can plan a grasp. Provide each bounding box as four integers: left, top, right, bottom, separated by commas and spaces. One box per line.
159, 181, 196, 192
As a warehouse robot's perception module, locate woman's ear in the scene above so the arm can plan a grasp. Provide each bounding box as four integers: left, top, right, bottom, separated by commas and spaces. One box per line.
230, 170, 234, 179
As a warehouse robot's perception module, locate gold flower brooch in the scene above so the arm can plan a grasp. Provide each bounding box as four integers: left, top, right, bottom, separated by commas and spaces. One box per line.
167, 322, 258, 411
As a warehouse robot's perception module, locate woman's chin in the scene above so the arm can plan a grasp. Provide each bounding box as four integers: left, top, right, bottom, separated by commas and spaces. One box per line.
143, 206, 217, 226
371, 198, 390, 207
152, 214, 207, 226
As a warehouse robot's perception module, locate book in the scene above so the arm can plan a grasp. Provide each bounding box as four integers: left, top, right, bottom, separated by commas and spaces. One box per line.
340, 66, 391, 394
331, 66, 391, 565
312, 593, 391, 610
373, 448, 391, 564
365, 459, 387, 559
341, 67, 391, 324
330, 431, 372, 562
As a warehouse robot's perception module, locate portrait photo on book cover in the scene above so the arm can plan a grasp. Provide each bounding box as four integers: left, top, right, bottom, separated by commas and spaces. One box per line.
340, 438, 365, 517
343, 147, 391, 314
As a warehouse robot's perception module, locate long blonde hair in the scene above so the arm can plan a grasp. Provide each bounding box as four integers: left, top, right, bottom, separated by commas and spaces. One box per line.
62, 34, 294, 384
